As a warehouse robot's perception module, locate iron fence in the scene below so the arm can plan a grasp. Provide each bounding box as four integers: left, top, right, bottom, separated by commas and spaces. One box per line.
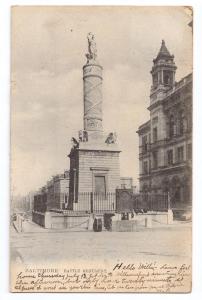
134, 193, 168, 212
33, 190, 169, 214
71, 192, 168, 213
72, 192, 116, 213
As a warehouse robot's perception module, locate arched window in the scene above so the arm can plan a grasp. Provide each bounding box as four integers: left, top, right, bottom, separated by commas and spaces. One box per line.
164, 74, 169, 85
163, 71, 173, 85
152, 74, 158, 88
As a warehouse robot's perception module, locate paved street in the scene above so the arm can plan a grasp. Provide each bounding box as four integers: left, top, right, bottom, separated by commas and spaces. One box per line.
10, 221, 191, 265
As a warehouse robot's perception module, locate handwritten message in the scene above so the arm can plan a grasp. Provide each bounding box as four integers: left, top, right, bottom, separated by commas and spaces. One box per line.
12, 261, 191, 293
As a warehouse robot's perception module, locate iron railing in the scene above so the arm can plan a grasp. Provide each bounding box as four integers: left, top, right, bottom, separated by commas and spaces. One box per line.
134, 193, 168, 212
72, 192, 116, 213
33, 191, 169, 214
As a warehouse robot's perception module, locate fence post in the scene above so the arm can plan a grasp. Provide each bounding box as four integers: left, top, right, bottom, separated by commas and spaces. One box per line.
167, 192, 171, 210
167, 192, 173, 224
90, 192, 93, 213
150, 193, 152, 211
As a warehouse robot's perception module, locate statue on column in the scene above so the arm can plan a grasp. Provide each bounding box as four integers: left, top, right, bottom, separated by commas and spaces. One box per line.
71, 137, 79, 149
86, 32, 97, 62
78, 130, 88, 142
105, 132, 117, 144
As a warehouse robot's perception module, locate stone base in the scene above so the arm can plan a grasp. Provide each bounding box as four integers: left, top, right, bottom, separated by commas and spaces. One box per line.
32, 210, 174, 231
111, 211, 174, 231
68, 142, 121, 205
112, 220, 137, 232
32, 211, 90, 230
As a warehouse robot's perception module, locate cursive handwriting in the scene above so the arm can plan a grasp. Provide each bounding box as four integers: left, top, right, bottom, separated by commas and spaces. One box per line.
13, 262, 191, 293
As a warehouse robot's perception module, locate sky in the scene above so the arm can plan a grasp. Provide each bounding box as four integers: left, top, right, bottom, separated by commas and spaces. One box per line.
10, 6, 192, 196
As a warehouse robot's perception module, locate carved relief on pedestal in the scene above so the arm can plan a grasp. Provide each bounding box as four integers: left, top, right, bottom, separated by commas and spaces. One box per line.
85, 118, 102, 131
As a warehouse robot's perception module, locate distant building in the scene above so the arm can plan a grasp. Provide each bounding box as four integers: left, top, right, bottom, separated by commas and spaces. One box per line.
120, 177, 133, 189
34, 187, 47, 213
52, 171, 69, 209
33, 170, 70, 212
11, 192, 35, 214
137, 40, 192, 210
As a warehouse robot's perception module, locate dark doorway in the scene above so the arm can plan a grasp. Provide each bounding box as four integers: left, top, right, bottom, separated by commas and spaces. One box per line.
95, 176, 106, 194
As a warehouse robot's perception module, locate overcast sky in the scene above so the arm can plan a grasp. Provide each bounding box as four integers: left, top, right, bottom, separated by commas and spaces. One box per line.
11, 6, 192, 196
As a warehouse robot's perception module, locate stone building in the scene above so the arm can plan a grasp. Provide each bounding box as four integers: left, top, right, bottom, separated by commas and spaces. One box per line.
11, 192, 35, 214
33, 170, 69, 212
53, 170, 70, 209
137, 40, 192, 210
68, 33, 121, 210
46, 171, 69, 210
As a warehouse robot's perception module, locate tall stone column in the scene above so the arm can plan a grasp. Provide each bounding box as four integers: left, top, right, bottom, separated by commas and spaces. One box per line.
83, 63, 103, 132
83, 32, 103, 135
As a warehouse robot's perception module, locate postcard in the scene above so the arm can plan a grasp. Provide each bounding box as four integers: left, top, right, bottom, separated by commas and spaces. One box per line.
10, 6, 192, 293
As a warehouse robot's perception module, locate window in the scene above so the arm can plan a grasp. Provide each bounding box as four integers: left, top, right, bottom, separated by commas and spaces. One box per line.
177, 146, 184, 163
153, 151, 158, 169
152, 116, 158, 124
163, 71, 172, 85
153, 74, 158, 87
169, 115, 175, 138
187, 144, 192, 160
142, 135, 147, 153
187, 113, 192, 132
153, 127, 158, 143
167, 149, 173, 165
164, 75, 169, 85
179, 111, 185, 135
94, 176, 106, 194
143, 161, 148, 174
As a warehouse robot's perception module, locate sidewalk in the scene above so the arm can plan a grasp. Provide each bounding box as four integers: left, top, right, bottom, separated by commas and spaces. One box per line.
13, 216, 191, 234
13, 218, 49, 233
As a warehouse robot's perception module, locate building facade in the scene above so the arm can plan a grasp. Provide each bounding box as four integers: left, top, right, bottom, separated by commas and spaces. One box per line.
33, 170, 70, 212
137, 40, 192, 210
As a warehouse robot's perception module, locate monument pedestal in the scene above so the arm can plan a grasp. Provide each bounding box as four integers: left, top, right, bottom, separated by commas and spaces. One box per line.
68, 138, 121, 209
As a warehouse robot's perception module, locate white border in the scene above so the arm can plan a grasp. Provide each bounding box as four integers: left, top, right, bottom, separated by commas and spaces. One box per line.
0, 1, 202, 299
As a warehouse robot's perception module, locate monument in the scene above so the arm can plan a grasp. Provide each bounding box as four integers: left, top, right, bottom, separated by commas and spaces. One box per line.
68, 33, 121, 211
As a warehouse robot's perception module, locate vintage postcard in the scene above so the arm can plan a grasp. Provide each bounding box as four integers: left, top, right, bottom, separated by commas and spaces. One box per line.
10, 6, 192, 293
